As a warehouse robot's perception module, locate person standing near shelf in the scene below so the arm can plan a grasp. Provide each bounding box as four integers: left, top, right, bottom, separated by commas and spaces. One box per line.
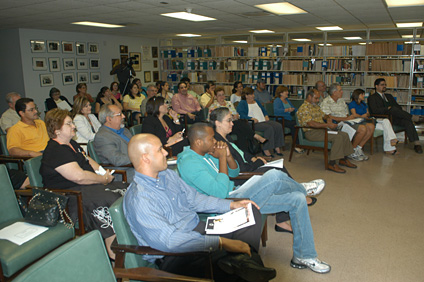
254, 79, 272, 104
315, 81, 328, 104
368, 78, 422, 154
200, 81, 216, 108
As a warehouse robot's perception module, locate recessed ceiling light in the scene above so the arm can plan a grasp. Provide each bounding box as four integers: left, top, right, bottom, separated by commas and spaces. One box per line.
255, 2, 307, 15
396, 22, 423, 27
386, 0, 424, 7
233, 40, 248, 43
358, 42, 367, 45
402, 35, 421, 38
316, 26, 343, 31
176, 34, 201, 37
161, 12, 216, 22
344, 37, 362, 40
293, 38, 311, 42
249, 30, 275, 33
404, 41, 415, 44
71, 21, 125, 28
318, 43, 332, 46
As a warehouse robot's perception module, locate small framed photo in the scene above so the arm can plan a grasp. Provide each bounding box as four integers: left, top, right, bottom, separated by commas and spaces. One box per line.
63, 58, 75, 70
49, 58, 61, 72
30, 40, 46, 53
152, 46, 158, 58
32, 57, 47, 71
47, 41, 60, 53
77, 58, 88, 70
40, 74, 54, 87
77, 72, 89, 83
153, 60, 158, 68
88, 43, 99, 54
90, 59, 100, 69
129, 52, 141, 71
62, 73, 75, 85
120, 45, 128, 54
76, 42, 86, 55
62, 41, 74, 53
153, 71, 159, 82
144, 71, 151, 83
90, 72, 101, 83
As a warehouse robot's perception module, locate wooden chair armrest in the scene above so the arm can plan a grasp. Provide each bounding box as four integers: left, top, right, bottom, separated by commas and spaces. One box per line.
14, 189, 34, 197
0, 156, 27, 170
113, 267, 213, 282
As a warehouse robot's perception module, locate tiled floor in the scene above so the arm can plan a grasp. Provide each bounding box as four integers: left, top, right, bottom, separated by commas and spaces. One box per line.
259, 140, 424, 282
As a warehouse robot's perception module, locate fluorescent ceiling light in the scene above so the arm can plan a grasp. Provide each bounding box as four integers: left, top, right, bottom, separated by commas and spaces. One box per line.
176, 34, 201, 37
316, 26, 343, 31
386, 0, 424, 7
71, 21, 124, 28
358, 42, 367, 45
344, 36, 362, 40
268, 44, 283, 47
402, 35, 421, 38
255, 2, 307, 15
293, 38, 311, 41
404, 41, 414, 44
161, 12, 216, 22
233, 40, 248, 43
249, 30, 275, 33
318, 43, 332, 46
396, 22, 423, 27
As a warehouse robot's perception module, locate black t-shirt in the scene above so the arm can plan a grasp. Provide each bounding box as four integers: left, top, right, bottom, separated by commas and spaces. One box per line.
40, 139, 94, 189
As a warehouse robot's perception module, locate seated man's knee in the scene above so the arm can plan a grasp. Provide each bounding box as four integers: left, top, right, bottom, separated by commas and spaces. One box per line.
357, 125, 366, 133
263, 168, 287, 180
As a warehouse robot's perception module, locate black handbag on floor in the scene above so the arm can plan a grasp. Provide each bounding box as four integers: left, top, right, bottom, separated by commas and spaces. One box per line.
25, 188, 73, 228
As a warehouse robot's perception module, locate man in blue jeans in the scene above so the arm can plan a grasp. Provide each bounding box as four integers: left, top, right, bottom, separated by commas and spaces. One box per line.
177, 123, 331, 274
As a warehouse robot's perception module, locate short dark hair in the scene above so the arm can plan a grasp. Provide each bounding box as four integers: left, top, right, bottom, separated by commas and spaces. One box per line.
241, 87, 254, 100
232, 81, 242, 93
204, 81, 215, 92
305, 89, 317, 99
351, 89, 365, 104
374, 78, 386, 87
146, 96, 165, 117
49, 87, 60, 98
187, 122, 213, 144
15, 98, 34, 116
180, 77, 191, 83
97, 86, 109, 100
209, 107, 230, 126
76, 83, 86, 93
178, 82, 187, 90
110, 81, 119, 90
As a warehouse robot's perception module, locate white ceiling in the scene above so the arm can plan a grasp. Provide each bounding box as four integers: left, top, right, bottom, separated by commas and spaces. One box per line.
0, 0, 423, 39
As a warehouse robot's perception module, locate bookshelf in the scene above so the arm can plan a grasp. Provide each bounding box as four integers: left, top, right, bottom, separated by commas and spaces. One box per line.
159, 28, 424, 114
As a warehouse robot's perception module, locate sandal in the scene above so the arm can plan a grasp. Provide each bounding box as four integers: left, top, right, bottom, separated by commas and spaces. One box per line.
385, 150, 398, 155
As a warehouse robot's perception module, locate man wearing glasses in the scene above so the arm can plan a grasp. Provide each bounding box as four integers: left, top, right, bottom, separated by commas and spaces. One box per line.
7, 98, 49, 158
93, 104, 134, 180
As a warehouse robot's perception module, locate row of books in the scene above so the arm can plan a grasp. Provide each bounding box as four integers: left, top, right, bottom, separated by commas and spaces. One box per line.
368, 59, 411, 72
366, 42, 412, 56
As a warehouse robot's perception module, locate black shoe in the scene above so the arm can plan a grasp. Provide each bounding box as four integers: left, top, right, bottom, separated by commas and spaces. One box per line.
307, 197, 318, 207
274, 225, 293, 234
218, 254, 276, 282
414, 145, 423, 154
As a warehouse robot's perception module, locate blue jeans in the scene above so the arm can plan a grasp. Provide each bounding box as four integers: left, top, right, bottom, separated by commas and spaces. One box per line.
229, 169, 317, 259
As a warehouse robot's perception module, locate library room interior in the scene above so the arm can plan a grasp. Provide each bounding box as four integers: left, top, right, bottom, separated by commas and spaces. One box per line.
1, 0, 424, 281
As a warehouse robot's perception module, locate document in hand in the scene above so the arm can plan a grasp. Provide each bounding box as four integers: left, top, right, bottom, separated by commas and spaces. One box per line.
205, 203, 256, 234
337, 122, 356, 141
260, 159, 284, 169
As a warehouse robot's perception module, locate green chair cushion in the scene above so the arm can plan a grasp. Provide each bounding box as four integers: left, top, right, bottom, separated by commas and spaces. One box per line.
0, 220, 74, 277
373, 129, 384, 137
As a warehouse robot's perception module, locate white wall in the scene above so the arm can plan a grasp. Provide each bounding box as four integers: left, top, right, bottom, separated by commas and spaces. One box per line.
16, 28, 158, 115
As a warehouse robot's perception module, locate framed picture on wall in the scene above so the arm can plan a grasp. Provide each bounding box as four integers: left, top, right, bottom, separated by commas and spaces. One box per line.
90, 59, 100, 69
120, 45, 128, 54
62, 73, 75, 85
47, 41, 60, 53
153, 71, 159, 82
153, 60, 158, 68
30, 40, 46, 53
90, 72, 101, 83
32, 57, 47, 71
77, 72, 89, 83
62, 41, 74, 53
49, 58, 61, 72
63, 58, 75, 70
144, 71, 151, 83
40, 74, 54, 87
152, 46, 158, 58
88, 43, 99, 54
77, 58, 88, 70
129, 52, 141, 71
76, 42, 86, 55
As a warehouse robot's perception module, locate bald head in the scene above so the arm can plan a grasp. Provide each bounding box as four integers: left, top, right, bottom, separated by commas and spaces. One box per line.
128, 134, 156, 166
315, 81, 327, 94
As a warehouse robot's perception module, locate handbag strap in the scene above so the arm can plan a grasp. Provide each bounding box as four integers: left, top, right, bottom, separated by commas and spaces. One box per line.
56, 198, 74, 229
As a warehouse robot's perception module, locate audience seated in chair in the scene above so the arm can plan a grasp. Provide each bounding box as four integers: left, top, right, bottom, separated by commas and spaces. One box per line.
73, 82, 94, 103
123, 133, 277, 282
253, 78, 272, 104
320, 83, 375, 161
200, 81, 216, 108
72, 96, 101, 143
1, 92, 21, 133
297, 89, 356, 174
140, 84, 158, 117
93, 104, 134, 181
171, 81, 204, 124
177, 123, 331, 274
45, 87, 72, 111
95, 86, 122, 114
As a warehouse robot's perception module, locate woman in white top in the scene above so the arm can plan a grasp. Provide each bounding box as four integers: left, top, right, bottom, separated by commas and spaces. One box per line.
230, 81, 243, 105
236, 87, 285, 158
72, 96, 101, 143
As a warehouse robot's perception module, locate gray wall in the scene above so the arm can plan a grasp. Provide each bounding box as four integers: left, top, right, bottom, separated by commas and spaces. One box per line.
1, 28, 158, 116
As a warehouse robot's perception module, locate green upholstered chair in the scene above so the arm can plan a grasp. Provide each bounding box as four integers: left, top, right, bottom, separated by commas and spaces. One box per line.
109, 197, 213, 281
263, 101, 291, 136
0, 164, 74, 280
129, 124, 143, 136
24, 156, 85, 236
0, 134, 28, 171
289, 114, 333, 170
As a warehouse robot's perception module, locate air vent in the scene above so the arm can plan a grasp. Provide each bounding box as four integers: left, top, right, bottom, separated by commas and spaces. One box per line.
240, 11, 272, 17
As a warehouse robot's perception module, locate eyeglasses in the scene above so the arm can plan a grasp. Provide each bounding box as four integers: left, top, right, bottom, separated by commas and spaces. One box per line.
111, 112, 123, 117
64, 121, 74, 126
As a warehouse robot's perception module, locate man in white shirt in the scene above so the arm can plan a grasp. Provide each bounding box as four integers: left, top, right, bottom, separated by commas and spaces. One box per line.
0, 92, 21, 133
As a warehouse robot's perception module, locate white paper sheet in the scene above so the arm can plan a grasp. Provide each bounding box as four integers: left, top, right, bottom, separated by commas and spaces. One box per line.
56, 100, 72, 111
205, 203, 255, 234
260, 158, 284, 169
0, 222, 48, 245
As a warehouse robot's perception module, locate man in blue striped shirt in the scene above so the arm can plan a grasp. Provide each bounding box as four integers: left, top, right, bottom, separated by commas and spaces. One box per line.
123, 133, 276, 282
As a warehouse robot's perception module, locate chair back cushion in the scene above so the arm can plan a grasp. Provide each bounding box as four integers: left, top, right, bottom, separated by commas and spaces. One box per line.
24, 156, 43, 187
294, 114, 332, 149
129, 124, 143, 136
87, 140, 100, 163
264, 102, 274, 116
13, 230, 115, 282
109, 197, 156, 269
0, 165, 22, 224
0, 134, 9, 156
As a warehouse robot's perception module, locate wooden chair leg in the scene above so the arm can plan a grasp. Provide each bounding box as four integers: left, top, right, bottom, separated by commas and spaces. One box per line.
261, 218, 268, 247
370, 137, 374, 155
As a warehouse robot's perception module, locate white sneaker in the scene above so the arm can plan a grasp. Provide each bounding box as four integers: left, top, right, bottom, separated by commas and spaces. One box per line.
348, 150, 364, 161
291, 257, 331, 274
357, 147, 369, 161
301, 179, 325, 196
